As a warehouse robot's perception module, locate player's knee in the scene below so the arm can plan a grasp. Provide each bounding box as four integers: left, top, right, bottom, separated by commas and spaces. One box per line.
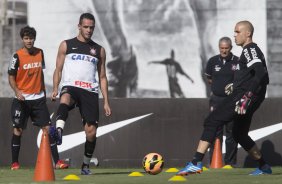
13, 128, 23, 136
86, 129, 97, 141
203, 117, 218, 140
60, 93, 72, 104
201, 125, 216, 143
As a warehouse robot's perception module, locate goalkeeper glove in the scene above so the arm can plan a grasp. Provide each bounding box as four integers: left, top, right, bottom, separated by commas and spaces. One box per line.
235, 91, 253, 115
225, 83, 233, 95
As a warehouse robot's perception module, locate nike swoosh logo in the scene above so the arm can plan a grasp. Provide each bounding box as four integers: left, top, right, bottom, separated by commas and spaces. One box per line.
37, 113, 152, 153
222, 122, 282, 154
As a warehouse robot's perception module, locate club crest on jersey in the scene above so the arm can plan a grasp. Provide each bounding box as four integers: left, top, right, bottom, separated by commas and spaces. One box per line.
231, 64, 237, 71
235, 63, 240, 70
90, 48, 96, 56
215, 65, 221, 71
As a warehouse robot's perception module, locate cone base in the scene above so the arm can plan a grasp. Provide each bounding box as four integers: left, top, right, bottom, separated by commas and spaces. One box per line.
210, 138, 223, 169
168, 175, 187, 181
33, 130, 55, 182
128, 172, 144, 176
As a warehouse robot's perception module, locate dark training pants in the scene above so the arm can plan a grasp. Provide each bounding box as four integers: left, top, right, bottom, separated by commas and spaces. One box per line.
209, 94, 238, 165
201, 86, 266, 152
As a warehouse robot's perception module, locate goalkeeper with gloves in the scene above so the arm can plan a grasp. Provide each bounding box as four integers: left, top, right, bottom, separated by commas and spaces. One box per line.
177, 20, 271, 176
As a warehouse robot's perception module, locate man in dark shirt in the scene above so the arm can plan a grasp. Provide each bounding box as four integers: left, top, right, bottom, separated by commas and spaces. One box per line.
205, 37, 238, 168
177, 20, 271, 176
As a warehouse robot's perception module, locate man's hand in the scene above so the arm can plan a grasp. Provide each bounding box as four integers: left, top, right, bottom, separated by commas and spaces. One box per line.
104, 103, 112, 116
51, 89, 58, 101
225, 83, 233, 95
235, 92, 253, 115
15, 89, 25, 101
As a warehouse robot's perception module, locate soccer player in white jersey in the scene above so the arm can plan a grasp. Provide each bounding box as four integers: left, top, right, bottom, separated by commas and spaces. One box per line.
51, 13, 111, 175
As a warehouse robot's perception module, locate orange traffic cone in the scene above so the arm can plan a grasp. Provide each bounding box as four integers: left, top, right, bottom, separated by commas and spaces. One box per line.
33, 128, 55, 181
210, 138, 223, 168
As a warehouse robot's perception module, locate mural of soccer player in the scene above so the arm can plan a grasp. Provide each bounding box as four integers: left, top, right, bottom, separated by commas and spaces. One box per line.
92, 0, 138, 98
26, 0, 266, 99
148, 49, 194, 98
92, 0, 216, 97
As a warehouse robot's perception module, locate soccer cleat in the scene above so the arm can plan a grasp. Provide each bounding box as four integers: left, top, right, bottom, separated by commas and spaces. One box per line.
176, 162, 203, 176
49, 125, 58, 140
11, 162, 20, 170
49, 125, 63, 145
249, 164, 272, 175
81, 164, 92, 175
55, 160, 69, 169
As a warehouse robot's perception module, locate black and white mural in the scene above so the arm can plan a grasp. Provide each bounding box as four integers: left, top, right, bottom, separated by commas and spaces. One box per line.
1, 0, 281, 98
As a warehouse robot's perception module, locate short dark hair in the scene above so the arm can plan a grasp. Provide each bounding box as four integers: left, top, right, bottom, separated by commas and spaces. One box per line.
20, 26, 36, 39
79, 13, 95, 24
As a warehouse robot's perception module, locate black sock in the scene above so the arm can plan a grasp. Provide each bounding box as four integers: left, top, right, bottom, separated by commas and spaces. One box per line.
11, 134, 21, 163
49, 135, 59, 164
84, 139, 96, 158
192, 152, 205, 165
56, 104, 69, 121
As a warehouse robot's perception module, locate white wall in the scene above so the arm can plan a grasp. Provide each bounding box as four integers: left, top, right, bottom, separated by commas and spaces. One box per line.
28, 0, 266, 98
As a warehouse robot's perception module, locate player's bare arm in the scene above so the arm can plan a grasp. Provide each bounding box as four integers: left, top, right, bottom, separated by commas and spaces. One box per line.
98, 47, 111, 116
41, 70, 47, 96
51, 41, 67, 101
8, 75, 24, 101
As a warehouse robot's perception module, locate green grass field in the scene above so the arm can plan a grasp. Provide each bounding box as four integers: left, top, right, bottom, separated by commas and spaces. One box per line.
0, 167, 282, 184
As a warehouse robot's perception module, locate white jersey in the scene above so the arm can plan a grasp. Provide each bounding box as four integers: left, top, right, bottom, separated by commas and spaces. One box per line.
61, 37, 102, 93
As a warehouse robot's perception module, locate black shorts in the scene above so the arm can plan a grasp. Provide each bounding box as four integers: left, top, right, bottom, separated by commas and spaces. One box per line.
61, 86, 99, 125
209, 94, 233, 137
209, 94, 226, 112
11, 97, 50, 129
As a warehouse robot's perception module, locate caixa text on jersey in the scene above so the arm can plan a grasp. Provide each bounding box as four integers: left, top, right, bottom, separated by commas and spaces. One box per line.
71, 54, 98, 63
